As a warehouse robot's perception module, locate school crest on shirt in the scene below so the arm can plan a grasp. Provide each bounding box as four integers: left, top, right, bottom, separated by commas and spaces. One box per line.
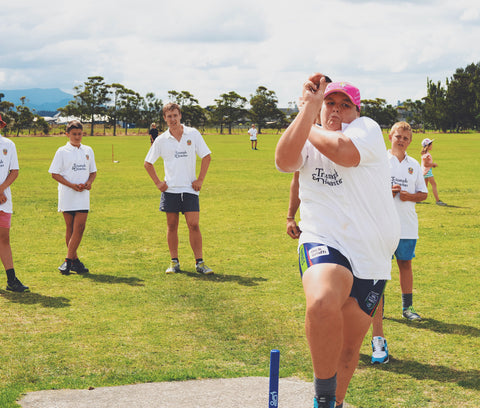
2, 149, 7, 156
408, 167, 413, 174
86, 154, 90, 160
187, 139, 192, 146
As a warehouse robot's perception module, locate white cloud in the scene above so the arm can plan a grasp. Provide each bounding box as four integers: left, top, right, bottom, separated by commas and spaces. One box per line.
0, 0, 479, 107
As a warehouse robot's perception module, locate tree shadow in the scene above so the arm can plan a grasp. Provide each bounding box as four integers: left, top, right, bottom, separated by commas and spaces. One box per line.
359, 354, 480, 390
177, 270, 267, 287
417, 202, 466, 208
77, 273, 145, 286
385, 316, 480, 337
0, 290, 70, 308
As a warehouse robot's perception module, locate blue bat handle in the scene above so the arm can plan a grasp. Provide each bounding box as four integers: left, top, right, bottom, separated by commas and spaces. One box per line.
268, 349, 280, 407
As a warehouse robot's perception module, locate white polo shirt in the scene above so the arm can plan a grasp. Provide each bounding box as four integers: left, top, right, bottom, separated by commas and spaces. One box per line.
388, 151, 428, 239
0, 136, 19, 214
297, 116, 400, 280
248, 127, 258, 140
48, 142, 97, 211
144, 125, 211, 195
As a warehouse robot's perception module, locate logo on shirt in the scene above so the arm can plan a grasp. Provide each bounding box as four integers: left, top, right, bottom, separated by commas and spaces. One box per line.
187, 139, 192, 146
312, 168, 343, 186
72, 163, 87, 171
2, 149, 7, 156
408, 167, 413, 174
391, 176, 408, 189
86, 154, 90, 160
174, 150, 188, 158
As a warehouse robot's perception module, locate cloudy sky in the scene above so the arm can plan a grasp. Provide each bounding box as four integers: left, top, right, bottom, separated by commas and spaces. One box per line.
1, 0, 479, 107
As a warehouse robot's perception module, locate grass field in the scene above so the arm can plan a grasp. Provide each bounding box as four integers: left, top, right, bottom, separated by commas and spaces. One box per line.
0, 129, 479, 407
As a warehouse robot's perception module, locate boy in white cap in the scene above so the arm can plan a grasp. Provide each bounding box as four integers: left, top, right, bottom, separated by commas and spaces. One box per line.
276, 75, 400, 408
0, 115, 29, 292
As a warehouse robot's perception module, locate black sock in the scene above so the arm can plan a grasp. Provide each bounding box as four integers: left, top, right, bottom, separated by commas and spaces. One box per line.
65, 258, 73, 267
402, 293, 413, 310
314, 373, 337, 399
195, 258, 203, 265
6, 268, 15, 282
172, 258, 179, 263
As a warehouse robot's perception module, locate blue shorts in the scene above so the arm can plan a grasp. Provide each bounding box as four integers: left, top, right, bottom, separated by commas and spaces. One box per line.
160, 192, 199, 213
298, 243, 386, 316
394, 239, 417, 261
424, 169, 433, 178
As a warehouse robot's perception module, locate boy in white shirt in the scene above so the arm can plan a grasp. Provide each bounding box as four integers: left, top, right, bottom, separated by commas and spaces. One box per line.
49, 120, 97, 275
144, 103, 213, 275
248, 124, 258, 150
0, 115, 29, 292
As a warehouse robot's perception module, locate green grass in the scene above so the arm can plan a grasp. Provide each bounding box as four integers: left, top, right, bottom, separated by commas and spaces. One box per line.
0, 130, 479, 407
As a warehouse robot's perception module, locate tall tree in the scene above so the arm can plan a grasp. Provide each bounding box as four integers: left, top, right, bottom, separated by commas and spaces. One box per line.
108, 83, 127, 136
168, 90, 206, 129
117, 89, 142, 135
361, 98, 398, 128
249, 86, 281, 133
423, 79, 448, 131
73, 76, 111, 135
213, 91, 247, 134
142, 92, 163, 131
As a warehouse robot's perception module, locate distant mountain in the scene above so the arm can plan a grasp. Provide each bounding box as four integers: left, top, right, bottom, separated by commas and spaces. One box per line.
0, 88, 73, 115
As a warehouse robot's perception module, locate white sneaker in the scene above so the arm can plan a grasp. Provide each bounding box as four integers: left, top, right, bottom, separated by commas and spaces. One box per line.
196, 261, 213, 275
371, 336, 389, 364
165, 260, 180, 274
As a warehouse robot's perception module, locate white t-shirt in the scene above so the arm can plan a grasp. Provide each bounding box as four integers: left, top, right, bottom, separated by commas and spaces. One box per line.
388, 151, 428, 239
248, 127, 258, 140
297, 117, 400, 280
0, 136, 19, 214
144, 125, 211, 195
48, 142, 97, 211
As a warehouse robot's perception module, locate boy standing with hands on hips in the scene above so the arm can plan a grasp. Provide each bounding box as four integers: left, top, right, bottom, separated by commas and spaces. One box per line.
49, 120, 97, 275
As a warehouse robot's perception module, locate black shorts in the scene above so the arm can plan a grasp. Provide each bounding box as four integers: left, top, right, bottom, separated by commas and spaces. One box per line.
63, 210, 89, 217
298, 242, 387, 317
160, 192, 199, 213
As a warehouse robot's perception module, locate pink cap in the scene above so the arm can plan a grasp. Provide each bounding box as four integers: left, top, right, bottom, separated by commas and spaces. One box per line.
324, 82, 361, 110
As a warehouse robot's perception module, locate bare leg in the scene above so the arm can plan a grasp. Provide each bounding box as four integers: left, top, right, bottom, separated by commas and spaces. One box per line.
398, 259, 413, 294
184, 211, 202, 260
166, 212, 179, 259
336, 298, 372, 405
371, 296, 385, 338
65, 212, 88, 260
302, 264, 353, 379
0, 227, 13, 270
426, 177, 440, 202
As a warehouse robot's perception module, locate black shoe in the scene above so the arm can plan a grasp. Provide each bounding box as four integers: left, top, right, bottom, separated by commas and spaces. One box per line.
6, 278, 30, 292
71, 259, 89, 274
58, 260, 72, 275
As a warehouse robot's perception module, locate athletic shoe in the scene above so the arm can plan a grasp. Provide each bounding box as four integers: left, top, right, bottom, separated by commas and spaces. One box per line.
165, 260, 180, 274
403, 306, 422, 321
58, 261, 71, 275
71, 259, 89, 274
371, 336, 389, 364
436, 200, 447, 206
313, 395, 336, 408
196, 261, 213, 275
6, 278, 30, 293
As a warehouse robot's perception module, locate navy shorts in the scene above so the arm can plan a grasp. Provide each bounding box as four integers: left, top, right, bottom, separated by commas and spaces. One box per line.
63, 210, 89, 217
298, 242, 387, 317
160, 192, 199, 213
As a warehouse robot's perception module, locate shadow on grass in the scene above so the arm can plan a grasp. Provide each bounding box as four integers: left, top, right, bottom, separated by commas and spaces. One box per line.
360, 353, 480, 390
385, 316, 480, 337
0, 290, 70, 308
416, 202, 466, 208
77, 273, 145, 286
177, 270, 267, 286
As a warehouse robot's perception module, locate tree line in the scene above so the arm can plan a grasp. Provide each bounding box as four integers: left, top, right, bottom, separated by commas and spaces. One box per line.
1, 62, 479, 136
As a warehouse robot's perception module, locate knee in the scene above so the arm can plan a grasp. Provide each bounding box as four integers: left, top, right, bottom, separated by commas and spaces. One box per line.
306, 293, 340, 319
187, 222, 200, 233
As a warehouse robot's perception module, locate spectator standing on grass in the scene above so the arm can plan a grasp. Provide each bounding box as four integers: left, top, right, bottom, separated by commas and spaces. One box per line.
149, 122, 159, 145
0, 115, 29, 292
49, 120, 97, 275
248, 124, 258, 150
421, 138, 447, 206
371, 122, 428, 365
144, 103, 213, 275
